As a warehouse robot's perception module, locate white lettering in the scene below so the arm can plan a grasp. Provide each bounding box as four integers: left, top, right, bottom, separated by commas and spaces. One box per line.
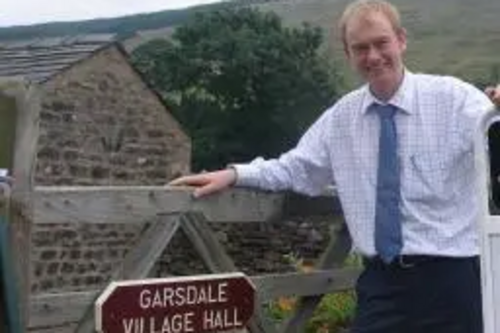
225, 307, 242, 327
152, 290, 163, 308
203, 309, 223, 330
203, 309, 214, 329
218, 282, 228, 302
203, 308, 242, 330
150, 316, 159, 333
163, 287, 175, 307
213, 309, 223, 328
184, 312, 194, 332
197, 286, 207, 304
137, 280, 235, 311
136, 313, 195, 333
122, 317, 144, 333
174, 286, 184, 306
123, 318, 133, 333
139, 290, 151, 309
186, 285, 197, 305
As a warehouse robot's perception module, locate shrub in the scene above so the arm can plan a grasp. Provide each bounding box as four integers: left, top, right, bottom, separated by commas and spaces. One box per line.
265, 253, 357, 332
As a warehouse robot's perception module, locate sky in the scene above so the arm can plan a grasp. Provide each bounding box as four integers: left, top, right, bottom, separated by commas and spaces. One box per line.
0, 0, 223, 27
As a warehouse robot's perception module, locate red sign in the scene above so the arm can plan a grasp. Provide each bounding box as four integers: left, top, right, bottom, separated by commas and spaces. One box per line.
95, 273, 255, 333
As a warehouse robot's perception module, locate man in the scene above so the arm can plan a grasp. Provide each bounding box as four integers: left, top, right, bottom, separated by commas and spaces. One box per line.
170, 0, 500, 331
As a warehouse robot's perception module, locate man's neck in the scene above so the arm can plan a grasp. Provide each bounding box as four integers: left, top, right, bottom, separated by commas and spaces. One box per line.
369, 69, 405, 102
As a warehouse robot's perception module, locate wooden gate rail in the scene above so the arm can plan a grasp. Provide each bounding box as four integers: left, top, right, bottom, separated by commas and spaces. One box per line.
26, 186, 360, 333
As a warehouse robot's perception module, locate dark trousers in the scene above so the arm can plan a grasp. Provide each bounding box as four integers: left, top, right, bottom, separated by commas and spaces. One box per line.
351, 256, 483, 333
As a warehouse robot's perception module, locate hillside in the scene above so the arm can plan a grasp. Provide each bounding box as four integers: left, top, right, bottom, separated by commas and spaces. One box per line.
1, 0, 499, 85
0, 1, 239, 40
255, 0, 500, 84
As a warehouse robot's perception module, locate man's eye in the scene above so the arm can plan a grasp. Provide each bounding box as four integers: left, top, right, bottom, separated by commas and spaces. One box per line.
353, 45, 368, 53
377, 40, 389, 48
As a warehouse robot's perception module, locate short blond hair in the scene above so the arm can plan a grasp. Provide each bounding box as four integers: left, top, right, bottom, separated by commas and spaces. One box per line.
339, 0, 402, 45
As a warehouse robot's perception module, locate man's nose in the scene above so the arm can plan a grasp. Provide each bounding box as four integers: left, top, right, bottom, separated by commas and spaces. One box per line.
366, 46, 382, 63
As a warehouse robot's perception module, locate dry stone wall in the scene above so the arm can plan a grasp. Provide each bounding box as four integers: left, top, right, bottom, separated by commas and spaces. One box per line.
32, 46, 190, 293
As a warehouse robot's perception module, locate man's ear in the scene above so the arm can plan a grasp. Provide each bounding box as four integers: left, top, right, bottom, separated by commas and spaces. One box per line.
397, 27, 408, 52
343, 40, 351, 60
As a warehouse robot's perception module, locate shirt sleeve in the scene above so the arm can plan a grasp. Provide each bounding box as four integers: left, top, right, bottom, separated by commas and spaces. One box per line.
454, 79, 495, 147
231, 108, 335, 196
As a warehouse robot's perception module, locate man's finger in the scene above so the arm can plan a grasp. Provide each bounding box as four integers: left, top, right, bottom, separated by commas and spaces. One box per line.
168, 174, 207, 186
193, 182, 220, 198
492, 86, 500, 106
485, 87, 495, 98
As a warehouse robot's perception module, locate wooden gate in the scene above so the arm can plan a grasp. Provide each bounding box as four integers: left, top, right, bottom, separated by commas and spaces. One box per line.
1, 78, 361, 332
29, 187, 359, 333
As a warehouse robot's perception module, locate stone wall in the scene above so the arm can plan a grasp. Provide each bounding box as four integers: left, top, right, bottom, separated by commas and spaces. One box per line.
35, 46, 190, 187
31, 45, 190, 293
152, 219, 334, 278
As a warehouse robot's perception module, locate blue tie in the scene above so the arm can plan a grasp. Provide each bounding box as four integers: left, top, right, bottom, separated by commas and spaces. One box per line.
374, 103, 402, 263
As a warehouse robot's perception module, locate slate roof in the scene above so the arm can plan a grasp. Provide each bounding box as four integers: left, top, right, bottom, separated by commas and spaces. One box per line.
0, 34, 116, 83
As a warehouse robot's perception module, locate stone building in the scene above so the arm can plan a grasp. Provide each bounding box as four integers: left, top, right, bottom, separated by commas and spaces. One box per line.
0, 35, 191, 293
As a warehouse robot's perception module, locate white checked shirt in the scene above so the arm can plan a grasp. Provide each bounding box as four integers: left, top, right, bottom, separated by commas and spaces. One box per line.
233, 71, 494, 257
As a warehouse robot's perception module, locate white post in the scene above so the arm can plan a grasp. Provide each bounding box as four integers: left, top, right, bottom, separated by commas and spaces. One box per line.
475, 106, 500, 333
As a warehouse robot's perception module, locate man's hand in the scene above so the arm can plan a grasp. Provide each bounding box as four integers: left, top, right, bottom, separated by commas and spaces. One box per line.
485, 85, 500, 107
168, 169, 237, 198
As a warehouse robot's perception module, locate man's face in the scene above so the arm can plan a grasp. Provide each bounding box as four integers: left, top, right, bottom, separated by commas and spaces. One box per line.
344, 12, 407, 97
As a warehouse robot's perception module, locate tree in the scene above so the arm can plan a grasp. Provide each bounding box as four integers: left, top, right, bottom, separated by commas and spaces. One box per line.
132, 8, 343, 171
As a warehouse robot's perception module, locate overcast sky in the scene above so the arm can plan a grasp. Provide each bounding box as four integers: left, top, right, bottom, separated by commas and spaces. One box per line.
0, 0, 223, 27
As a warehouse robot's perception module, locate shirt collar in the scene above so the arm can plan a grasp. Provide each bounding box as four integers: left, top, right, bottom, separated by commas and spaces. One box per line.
361, 69, 414, 115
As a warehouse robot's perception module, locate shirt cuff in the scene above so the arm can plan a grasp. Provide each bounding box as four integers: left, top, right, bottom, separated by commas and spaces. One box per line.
229, 163, 261, 187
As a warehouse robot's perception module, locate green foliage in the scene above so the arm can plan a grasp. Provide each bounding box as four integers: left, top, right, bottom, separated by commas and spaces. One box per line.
132, 8, 342, 170
266, 291, 356, 332
265, 252, 358, 332
306, 291, 357, 332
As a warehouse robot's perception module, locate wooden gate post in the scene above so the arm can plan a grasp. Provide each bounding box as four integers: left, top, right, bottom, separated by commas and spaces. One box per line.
0, 79, 40, 332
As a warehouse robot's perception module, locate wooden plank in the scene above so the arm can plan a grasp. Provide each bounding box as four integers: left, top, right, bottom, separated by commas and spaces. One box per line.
74, 214, 181, 333
5, 80, 41, 197
281, 220, 353, 333
11, 83, 40, 333
32, 186, 340, 224
181, 212, 238, 272
181, 212, 275, 333
29, 323, 76, 333
29, 291, 96, 328
28, 266, 358, 328
253, 267, 359, 302
111, 214, 181, 280
0, 80, 40, 332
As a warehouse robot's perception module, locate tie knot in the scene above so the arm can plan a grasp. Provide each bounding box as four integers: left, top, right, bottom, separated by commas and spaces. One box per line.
374, 103, 397, 119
